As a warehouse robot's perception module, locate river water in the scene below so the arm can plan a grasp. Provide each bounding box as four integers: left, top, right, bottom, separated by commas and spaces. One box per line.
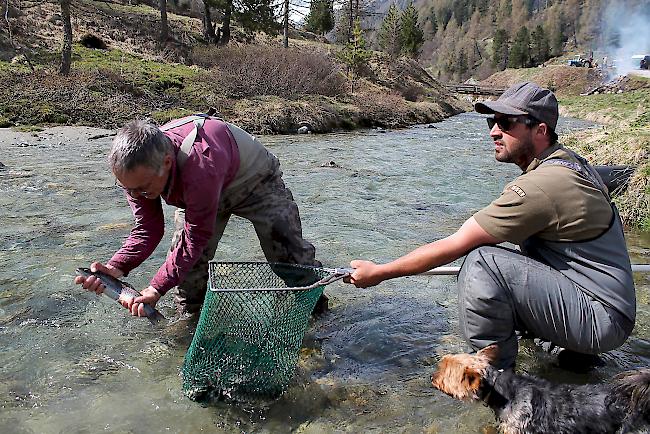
0, 113, 648, 433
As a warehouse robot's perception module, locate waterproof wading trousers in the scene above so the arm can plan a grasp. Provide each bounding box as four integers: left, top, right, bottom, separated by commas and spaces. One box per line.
170, 170, 321, 314
457, 245, 631, 369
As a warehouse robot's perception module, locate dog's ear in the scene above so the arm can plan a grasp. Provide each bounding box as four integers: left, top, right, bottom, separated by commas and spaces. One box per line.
462, 366, 481, 392
477, 344, 499, 363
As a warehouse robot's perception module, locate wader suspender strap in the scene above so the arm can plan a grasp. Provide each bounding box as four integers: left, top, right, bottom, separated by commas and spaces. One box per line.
542, 157, 611, 202
159, 114, 212, 170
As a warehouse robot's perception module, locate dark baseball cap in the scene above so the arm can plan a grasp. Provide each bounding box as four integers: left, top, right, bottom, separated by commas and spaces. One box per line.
475, 82, 559, 130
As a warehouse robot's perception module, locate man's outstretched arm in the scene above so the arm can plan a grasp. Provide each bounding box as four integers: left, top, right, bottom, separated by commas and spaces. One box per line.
349, 217, 502, 288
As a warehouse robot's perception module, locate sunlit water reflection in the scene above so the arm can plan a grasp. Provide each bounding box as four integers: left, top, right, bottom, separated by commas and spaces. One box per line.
0, 113, 648, 433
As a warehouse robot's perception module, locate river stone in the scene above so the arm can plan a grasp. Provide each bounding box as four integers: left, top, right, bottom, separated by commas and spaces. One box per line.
297, 126, 310, 134
320, 160, 340, 168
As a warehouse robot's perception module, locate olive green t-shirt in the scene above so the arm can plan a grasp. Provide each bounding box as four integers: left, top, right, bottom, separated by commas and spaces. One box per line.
474, 144, 613, 244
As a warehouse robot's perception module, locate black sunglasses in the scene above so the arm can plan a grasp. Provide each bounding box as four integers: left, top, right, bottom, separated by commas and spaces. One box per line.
487, 116, 537, 132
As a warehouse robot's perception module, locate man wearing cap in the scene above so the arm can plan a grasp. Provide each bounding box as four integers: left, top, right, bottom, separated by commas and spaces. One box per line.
348, 82, 635, 369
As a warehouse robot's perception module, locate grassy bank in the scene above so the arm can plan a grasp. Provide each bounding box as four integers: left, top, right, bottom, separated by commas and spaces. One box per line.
0, 43, 467, 133
0, 0, 467, 133
559, 77, 650, 230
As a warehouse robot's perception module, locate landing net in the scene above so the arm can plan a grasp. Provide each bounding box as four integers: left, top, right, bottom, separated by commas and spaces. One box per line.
181, 262, 328, 402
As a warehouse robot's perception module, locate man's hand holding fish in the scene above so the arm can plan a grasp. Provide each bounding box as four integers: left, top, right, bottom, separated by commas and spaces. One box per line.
75, 261, 123, 295
122, 286, 161, 318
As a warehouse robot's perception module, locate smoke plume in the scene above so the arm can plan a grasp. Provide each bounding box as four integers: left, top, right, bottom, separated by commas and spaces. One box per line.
600, 0, 650, 76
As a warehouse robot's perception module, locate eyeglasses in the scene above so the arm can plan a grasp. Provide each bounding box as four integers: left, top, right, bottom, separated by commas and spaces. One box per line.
114, 179, 150, 197
487, 116, 537, 132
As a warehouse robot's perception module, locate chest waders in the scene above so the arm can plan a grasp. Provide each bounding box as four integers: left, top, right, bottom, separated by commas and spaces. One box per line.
523, 152, 635, 328
159, 114, 212, 170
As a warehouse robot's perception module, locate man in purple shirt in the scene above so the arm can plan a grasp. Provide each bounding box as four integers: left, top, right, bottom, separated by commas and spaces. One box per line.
75, 115, 324, 317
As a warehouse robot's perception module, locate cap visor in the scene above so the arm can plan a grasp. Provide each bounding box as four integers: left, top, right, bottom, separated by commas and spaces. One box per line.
474, 101, 528, 116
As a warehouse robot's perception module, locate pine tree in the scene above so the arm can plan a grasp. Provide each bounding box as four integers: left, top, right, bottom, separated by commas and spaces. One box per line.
452, 0, 469, 24
427, 7, 438, 36
551, 23, 564, 56
436, 5, 452, 30
508, 26, 530, 68
378, 3, 402, 58
234, 0, 281, 34
400, 2, 423, 58
305, 0, 335, 36
336, 18, 372, 93
212, 0, 281, 45
491, 28, 509, 70
457, 47, 468, 76
530, 24, 550, 65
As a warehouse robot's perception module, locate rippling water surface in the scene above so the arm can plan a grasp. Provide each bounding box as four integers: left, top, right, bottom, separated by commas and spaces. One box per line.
0, 113, 648, 433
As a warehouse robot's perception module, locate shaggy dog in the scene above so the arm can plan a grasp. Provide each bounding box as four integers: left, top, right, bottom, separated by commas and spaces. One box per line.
431, 345, 650, 434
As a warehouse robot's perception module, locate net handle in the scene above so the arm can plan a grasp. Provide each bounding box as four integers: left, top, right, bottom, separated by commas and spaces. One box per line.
211, 264, 650, 292
325, 266, 461, 276
335, 264, 650, 275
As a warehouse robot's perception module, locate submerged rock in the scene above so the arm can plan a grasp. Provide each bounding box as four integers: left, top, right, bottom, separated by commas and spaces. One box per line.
320, 160, 341, 168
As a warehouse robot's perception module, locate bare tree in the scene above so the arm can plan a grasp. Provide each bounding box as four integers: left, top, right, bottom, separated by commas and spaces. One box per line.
220, 0, 231, 45
283, 0, 288, 48
60, 0, 72, 75
159, 0, 168, 43
202, 0, 217, 43
4, 0, 35, 71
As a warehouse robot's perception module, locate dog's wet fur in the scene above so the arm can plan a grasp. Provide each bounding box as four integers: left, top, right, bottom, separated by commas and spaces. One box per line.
431, 345, 650, 434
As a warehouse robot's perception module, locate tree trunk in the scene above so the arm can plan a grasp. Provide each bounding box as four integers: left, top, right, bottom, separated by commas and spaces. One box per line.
348, 0, 353, 42
220, 0, 231, 45
159, 0, 168, 44
202, 2, 217, 43
59, 0, 72, 75
283, 0, 289, 48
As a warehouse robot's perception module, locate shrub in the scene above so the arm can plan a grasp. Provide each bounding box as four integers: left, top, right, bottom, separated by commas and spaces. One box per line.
190, 45, 346, 98
80, 34, 108, 50
400, 84, 425, 102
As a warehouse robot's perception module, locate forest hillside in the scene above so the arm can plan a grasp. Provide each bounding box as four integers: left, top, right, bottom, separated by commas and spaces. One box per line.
361, 0, 650, 82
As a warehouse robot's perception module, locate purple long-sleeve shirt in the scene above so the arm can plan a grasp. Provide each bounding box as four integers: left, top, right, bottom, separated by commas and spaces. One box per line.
107, 118, 240, 295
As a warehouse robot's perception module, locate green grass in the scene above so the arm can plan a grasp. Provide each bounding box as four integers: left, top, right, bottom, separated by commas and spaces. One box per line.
13, 125, 45, 132
87, 0, 196, 25
151, 108, 197, 124
70, 45, 202, 91
0, 45, 205, 91
87, 0, 159, 16
559, 89, 650, 123
560, 85, 649, 230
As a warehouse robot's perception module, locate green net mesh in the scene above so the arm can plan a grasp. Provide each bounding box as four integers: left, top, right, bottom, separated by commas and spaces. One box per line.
181, 262, 328, 402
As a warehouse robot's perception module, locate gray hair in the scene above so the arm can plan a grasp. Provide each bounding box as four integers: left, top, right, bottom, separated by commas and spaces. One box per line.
109, 120, 172, 175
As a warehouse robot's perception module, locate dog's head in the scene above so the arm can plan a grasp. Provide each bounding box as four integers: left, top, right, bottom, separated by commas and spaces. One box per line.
430, 345, 499, 401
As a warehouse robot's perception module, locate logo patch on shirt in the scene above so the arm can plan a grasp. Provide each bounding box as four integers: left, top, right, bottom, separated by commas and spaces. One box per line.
509, 184, 526, 197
